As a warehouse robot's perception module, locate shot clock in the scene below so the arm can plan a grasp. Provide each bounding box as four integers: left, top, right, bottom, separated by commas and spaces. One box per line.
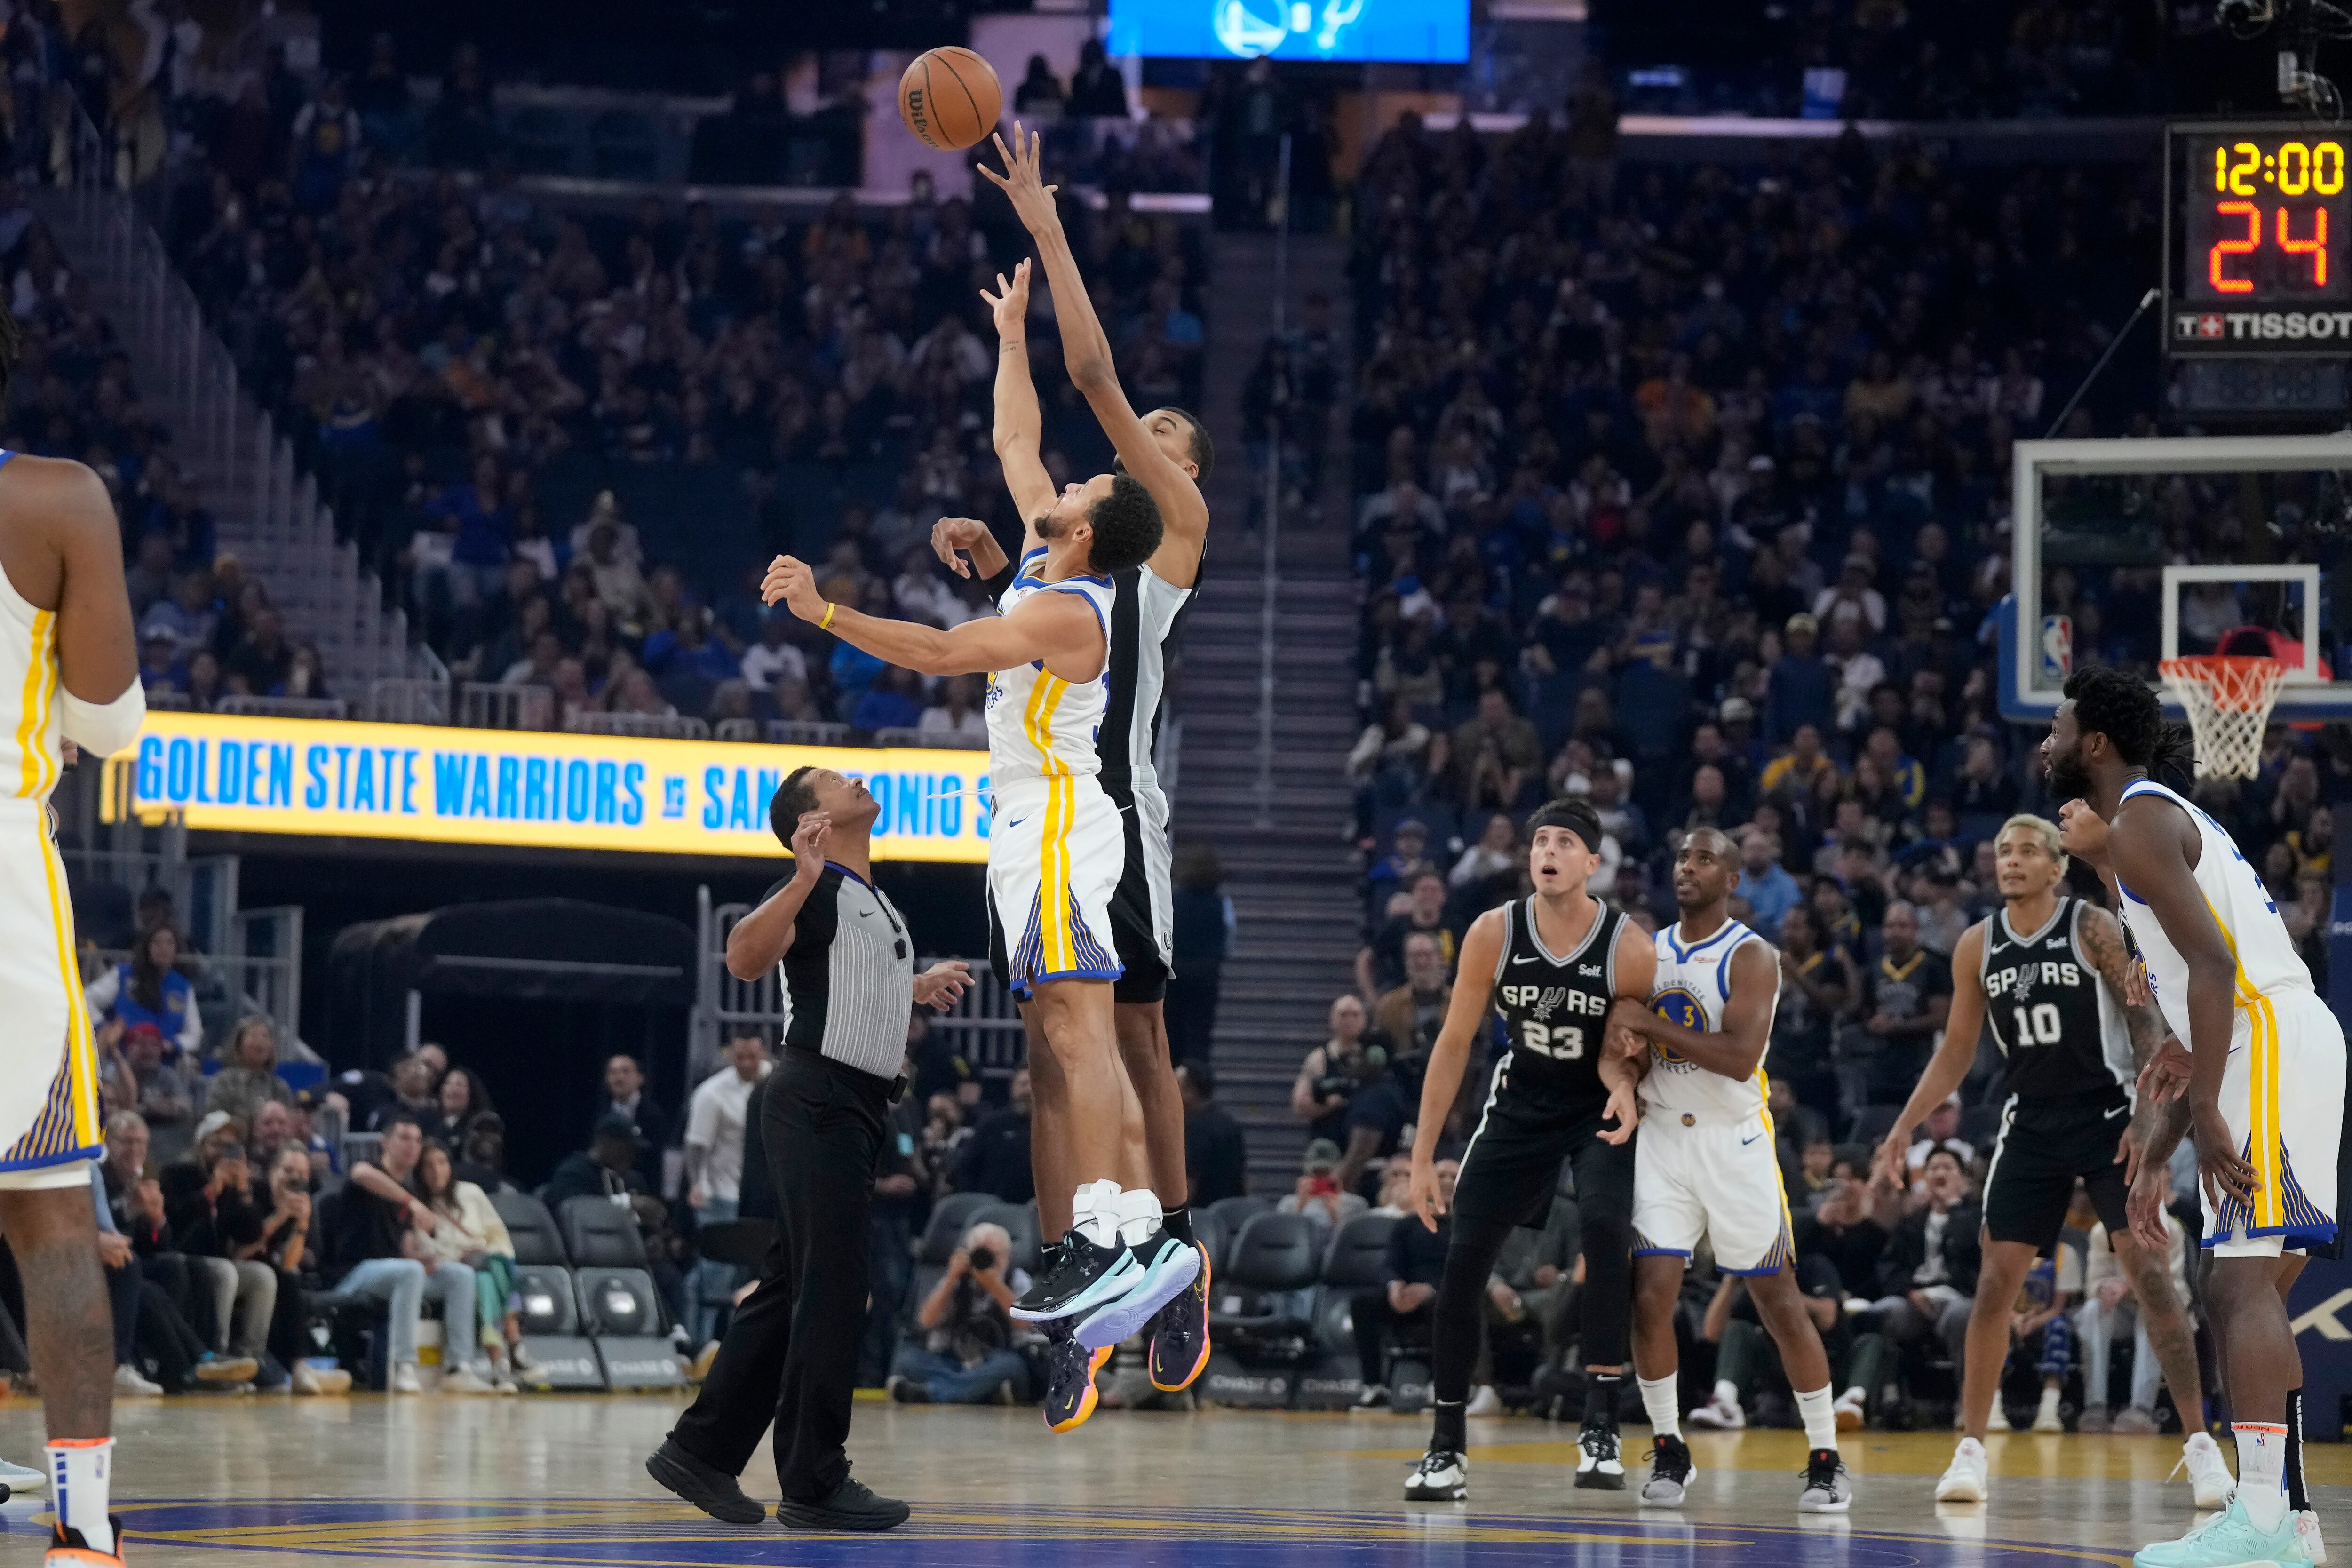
2167, 123, 2352, 358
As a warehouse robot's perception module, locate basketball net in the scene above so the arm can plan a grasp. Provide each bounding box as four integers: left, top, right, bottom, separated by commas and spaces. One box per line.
2158, 656, 2289, 780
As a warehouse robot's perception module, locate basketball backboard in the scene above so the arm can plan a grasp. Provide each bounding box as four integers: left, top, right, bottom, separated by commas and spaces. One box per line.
2000, 433, 2352, 724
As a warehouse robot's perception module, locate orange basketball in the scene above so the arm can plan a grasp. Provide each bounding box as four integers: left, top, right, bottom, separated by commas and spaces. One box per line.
898, 47, 1003, 152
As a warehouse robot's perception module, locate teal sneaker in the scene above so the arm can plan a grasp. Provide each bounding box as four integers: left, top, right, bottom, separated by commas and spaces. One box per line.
2134, 1497, 2312, 1568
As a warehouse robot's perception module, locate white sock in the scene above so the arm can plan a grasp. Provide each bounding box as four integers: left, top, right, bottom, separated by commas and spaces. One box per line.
1711, 1378, 1740, 1409
1795, 1385, 1838, 1453
1114, 1187, 1164, 1248
48, 1438, 113, 1553
1073, 1180, 1123, 1249
2235, 1422, 2289, 1532
1639, 1374, 1681, 1440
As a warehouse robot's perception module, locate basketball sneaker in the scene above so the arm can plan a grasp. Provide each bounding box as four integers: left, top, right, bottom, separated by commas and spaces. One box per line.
42, 1520, 125, 1566
1936, 1437, 1990, 1503
1014, 1230, 1142, 1324
2296, 1511, 2328, 1565
1403, 1448, 1467, 1502
2176, 1432, 2236, 1511
1147, 1242, 1212, 1393
1042, 1319, 1112, 1435
0, 1455, 46, 1494
1640, 1435, 1694, 1507
2134, 1496, 2312, 1568
1687, 1390, 1746, 1430
1075, 1229, 1200, 1351
1798, 1449, 1853, 1512
1574, 1416, 1624, 1489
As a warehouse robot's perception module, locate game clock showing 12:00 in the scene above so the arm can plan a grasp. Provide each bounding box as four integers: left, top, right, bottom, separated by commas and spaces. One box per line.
2185, 135, 2349, 302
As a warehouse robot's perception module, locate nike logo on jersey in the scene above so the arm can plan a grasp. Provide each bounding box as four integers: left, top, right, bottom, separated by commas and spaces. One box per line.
2104, 1104, 2128, 1119
1007, 816, 1028, 829
1741, 1132, 1763, 1146
1512, 954, 1542, 965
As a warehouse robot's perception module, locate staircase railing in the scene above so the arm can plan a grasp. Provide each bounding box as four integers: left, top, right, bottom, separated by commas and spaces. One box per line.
1252, 134, 1292, 831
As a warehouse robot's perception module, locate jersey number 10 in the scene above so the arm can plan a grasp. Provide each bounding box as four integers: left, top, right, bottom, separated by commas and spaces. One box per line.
1520, 1021, 1587, 1060
2011, 1003, 2063, 1048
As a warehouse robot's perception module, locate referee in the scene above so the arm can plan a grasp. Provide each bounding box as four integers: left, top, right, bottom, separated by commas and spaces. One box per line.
647, 765, 969, 1531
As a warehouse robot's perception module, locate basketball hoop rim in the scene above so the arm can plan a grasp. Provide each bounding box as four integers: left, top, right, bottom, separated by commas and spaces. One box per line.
2159, 654, 2291, 716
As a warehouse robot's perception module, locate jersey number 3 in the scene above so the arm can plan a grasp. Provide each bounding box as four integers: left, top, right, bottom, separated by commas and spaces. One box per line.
1520, 1021, 1587, 1060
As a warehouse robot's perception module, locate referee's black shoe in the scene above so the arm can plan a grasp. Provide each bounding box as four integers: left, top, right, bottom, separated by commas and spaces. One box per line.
646, 1439, 764, 1525
1011, 1229, 1141, 1323
776, 1474, 911, 1532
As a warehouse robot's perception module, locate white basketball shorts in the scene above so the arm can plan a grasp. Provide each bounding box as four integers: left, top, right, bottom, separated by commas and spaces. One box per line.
2206, 986, 2342, 1258
988, 772, 1124, 995
0, 799, 102, 1189
1631, 1108, 1796, 1274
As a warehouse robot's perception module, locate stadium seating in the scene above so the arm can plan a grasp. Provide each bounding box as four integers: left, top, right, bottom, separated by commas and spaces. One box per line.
492, 1190, 605, 1390
557, 1195, 685, 1389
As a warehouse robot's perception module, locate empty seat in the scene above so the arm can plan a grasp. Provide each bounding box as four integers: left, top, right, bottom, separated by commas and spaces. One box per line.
557, 1196, 679, 1388
492, 1191, 566, 1266
1315, 1213, 1399, 1350
1208, 1212, 1321, 1337
1207, 1194, 1273, 1238
1192, 1206, 1230, 1280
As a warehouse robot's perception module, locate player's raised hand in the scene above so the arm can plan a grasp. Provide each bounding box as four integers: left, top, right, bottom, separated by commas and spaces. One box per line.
761, 554, 824, 621
931, 516, 993, 577
979, 258, 1031, 339
979, 122, 1060, 233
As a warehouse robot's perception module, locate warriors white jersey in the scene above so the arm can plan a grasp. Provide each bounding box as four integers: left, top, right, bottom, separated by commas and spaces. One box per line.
0, 517, 65, 804
983, 550, 1116, 792
1641, 918, 1780, 1122
2113, 779, 2318, 1041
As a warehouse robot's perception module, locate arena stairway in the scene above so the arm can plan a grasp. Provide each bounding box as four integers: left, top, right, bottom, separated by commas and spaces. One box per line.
1173, 231, 1360, 1194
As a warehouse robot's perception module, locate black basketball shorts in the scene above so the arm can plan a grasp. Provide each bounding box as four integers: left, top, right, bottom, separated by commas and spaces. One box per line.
1981, 1088, 2134, 1254
1451, 1089, 1637, 1232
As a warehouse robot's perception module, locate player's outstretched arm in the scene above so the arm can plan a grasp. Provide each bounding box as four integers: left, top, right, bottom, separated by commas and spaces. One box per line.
2105, 797, 2257, 1210
763, 553, 1100, 678
1606, 938, 1775, 1086
980, 126, 1208, 564
1871, 922, 1986, 1188
1403, 908, 1505, 1231
981, 258, 1056, 540
42, 458, 141, 751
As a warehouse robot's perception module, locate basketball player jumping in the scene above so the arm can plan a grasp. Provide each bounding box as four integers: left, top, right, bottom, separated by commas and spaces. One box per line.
1607, 828, 1853, 1513
939, 122, 1218, 1410
2045, 665, 2342, 1568
1400, 798, 1649, 1501
0, 439, 149, 1564
1870, 814, 2226, 1510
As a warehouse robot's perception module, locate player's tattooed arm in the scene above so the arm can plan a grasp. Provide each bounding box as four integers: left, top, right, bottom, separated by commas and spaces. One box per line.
2078, 904, 2171, 1073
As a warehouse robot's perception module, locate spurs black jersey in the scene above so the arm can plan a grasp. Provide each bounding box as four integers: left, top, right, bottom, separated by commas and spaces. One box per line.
1489, 896, 1628, 1107
1097, 556, 1200, 800
1979, 896, 2130, 1102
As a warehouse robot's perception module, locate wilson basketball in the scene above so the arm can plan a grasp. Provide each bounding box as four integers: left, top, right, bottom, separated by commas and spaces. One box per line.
898, 47, 1002, 151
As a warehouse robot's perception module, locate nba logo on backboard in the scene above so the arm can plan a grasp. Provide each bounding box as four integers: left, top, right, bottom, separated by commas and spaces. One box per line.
2040, 615, 2073, 684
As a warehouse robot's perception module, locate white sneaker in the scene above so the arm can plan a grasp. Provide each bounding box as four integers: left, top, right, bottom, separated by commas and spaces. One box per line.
493, 1371, 519, 1395
0, 1456, 44, 1495
1464, 1385, 1503, 1417
1936, 1437, 1990, 1503
389, 1364, 422, 1394
1833, 1391, 1867, 1432
440, 1365, 497, 1394
2297, 1510, 2328, 1564
2177, 1431, 2235, 1511
1687, 1393, 1746, 1430
112, 1363, 163, 1397
1987, 1401, 2011, 1433
2033, 1388, 2065, 1433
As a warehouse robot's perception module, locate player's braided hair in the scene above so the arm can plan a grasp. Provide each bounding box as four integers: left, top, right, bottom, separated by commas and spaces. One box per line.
2062, 665, 2194, 776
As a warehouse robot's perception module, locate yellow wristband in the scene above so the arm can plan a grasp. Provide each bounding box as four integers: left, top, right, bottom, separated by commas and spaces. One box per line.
820, 602, 837, 631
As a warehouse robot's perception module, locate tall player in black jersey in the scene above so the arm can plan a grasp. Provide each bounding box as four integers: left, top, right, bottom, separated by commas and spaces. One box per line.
931, 125, 1218, 1424
1871, 815, 2226, 1509
1400, 799, 1651, 1502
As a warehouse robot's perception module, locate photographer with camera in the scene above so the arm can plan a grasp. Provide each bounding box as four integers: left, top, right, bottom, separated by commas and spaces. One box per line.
886, 1221, 1032, 1406
1291, 995, 1389, 1146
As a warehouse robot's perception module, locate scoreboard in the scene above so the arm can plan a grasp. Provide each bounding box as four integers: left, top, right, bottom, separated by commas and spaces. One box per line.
2169, 123, 2352, 355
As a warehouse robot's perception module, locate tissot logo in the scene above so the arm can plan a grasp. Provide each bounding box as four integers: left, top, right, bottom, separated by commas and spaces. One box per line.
2175, 309, 2352, 341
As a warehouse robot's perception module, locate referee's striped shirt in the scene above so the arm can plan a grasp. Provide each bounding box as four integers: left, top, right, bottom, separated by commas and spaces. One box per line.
774, 863, 916, 1081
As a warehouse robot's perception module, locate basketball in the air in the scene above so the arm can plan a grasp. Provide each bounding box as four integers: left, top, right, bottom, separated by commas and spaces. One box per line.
899, 48, 1002, 151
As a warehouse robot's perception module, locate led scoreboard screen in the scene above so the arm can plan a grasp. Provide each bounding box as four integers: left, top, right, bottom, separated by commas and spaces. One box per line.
2169, 126, 2352, 355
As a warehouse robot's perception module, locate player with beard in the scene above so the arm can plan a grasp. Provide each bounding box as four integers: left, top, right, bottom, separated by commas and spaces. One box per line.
1398, 799, 1649, 1502
2045, 665, 2340, 1568
1608, 828, 1853, 1514
1870, 815, 2225, 1510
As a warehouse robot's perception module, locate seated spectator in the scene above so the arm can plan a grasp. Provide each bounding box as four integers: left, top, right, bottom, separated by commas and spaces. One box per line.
333, 1114, 498, 1393
1693, 1252, 1889, 1433
253, 1143, 349, 1393
1491, 1194, 1581, 1375
1793, 1170, 1888, 1299
1292, 995, 1383, 1144
685, 1034, 773, 1344
159, 1112, 275, 1385
1790, 1135, 1839, 1212
362, 1050, 449, 1138
1903, 1094, 1977, 1182
1179, 1063, 1248, 1207
1770, 904, 1854, 1120
545, 1111, 654, 1209
95, 1119, 234, 1396
1869, 1144, 1980, 1387
1277, 1139, 1368, 1235
888, 1220, 1031, 1406
917, 673, 987, 742
2075, 1210, 2190, 1434
1995, 1247, 2082, 1434
1353, 1159, 1456, 1407
596, 1052, 672, 1190
436, 1067, 496, 1145
412, 1139, 525, 1391
739, 613, 808, 693
98, 1021, 198, 1137
1362, 816, 1436, 913
246, 1098, 300, 1181
905, 1012, 978, 1111
453, 1112, 513, 1193
1375, 931, 1452, 1057
954, 1068, 1037, 1204
87, 924, 201, 1062
1357, 871, 1457, 995
205, 1016, 294, 1121
1841, 903, 1951, 1120
1449, 812, 1519, 892
1735, 832, 1802, 933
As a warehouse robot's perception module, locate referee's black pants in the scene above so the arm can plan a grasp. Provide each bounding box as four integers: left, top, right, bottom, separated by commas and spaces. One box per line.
668, 1047, 887, 1503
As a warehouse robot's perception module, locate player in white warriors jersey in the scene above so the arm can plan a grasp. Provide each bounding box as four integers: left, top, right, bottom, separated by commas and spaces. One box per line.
1606, 828, 1853, 1515
2047, 665, 2342, 1568
762, 450, 1191, 1439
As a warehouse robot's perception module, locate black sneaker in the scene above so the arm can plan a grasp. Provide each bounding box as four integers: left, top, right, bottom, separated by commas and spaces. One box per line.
1574, 1417, 1625, 1490
1011, 1229, 1143, 1323
1640, 1434, 1695, 1507
775, 1474, 910, 1532
1404, 1447, 1468, 1502
1797, 1448, 1853, 1513
1147, 1242, 1211, 1393
887, 1377, 931, 1404
645, 1439, 764, 1525
1043, 1318, 1110, 1434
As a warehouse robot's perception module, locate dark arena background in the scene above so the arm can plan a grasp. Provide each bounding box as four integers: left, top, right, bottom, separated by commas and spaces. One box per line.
0, 0, 2348, 1561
